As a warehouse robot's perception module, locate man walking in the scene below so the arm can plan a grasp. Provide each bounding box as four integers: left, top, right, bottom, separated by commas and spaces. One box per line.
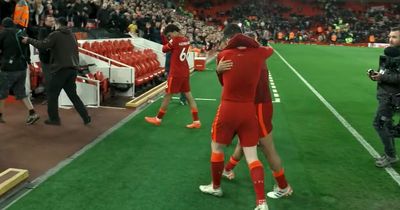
22, 17, 90, 125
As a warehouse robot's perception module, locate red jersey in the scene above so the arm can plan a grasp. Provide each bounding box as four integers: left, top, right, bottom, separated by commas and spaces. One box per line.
218, 34, 274, 103
217, 47, 271, 102
217, 34, 273, 103
162, 36, 190, 77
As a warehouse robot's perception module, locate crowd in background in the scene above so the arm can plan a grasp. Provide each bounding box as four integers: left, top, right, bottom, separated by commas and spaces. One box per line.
0, 0, 223, 51
219, 0, 400, 44
1, 0, 400, 47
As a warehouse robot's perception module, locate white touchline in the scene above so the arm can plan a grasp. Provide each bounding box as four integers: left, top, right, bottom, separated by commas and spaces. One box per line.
171, 97, 217, 101
269, 72, 281, 103
274, 49, 400, 187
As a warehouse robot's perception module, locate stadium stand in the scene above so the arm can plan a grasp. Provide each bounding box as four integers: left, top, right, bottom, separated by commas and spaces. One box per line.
1, 0, 400, 208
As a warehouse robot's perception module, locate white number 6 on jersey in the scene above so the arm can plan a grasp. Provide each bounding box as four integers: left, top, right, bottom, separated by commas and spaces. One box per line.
179, 48, 189, 62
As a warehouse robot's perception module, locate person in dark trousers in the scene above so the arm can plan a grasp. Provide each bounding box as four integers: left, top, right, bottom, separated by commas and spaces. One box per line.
37, 15, 55, 97
22, 17, 91, 126
369, 27, 400, 167
0, 17, 39, 124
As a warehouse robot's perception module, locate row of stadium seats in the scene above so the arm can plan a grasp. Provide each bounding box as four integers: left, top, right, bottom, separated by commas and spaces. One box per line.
79, 40, 165, 87
80, 40, 134, 57
107, 51, 164, 86
29, 62, 110, 102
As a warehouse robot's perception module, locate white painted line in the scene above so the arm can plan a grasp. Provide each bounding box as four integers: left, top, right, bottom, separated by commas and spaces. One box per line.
99, 106, 127, 110
268, 71, 280, 103
274, 49, 400, 187
171, 96, 217, 101
194, 97, 217, 101
273, 98, 281, 103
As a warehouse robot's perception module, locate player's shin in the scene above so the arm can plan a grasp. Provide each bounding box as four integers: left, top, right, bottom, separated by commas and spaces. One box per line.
249, 160, 266, 205
211, 152, 224, 188
273, 168, 288, 189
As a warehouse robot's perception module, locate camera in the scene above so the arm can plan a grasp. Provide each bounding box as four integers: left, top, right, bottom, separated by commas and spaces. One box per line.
367, 69, 376, 76
379, 47, 400, 72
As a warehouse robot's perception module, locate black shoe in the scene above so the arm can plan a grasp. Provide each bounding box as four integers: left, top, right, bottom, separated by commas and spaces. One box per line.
26, 113, 40, 125
44, 119, 61, 126
84, 116, 91, 125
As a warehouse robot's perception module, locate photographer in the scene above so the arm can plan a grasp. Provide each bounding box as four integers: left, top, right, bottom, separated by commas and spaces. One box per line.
368, 27, 400, 168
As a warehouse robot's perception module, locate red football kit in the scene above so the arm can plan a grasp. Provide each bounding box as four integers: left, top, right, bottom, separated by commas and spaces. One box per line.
217, 34, 275, 138
162, 36, 191, 93
212, 34, 272, 147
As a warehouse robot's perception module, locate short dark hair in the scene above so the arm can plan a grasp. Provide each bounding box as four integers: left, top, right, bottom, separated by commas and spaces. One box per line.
391, 27, 400, 32
56, 17, 67, 26
223, 24, 242, 39
244, 31, 257, 39
163, 24, 180, 35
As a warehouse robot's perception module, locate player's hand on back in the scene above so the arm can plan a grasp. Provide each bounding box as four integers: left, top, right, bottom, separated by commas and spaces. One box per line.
217, 57, 233, 74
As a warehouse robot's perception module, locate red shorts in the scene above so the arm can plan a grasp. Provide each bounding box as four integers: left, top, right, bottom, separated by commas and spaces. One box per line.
211, 101, 259, 147
256, 102, 273, 138
166, 76, 190, 94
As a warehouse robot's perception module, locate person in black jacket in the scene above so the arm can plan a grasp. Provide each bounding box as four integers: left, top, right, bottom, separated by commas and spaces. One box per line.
38, 15, 55, 97
22, 17, 90, 126
0, 17, 39, 124
369, 27, 400, 167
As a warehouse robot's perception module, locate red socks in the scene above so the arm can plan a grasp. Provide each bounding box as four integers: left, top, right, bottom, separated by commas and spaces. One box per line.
273, 168, 288, 189
191, 108, 199, 121
156, 109, 166, 119
249, 160, 266, 205
224, 156, 239, 171
211, 152, 224, 188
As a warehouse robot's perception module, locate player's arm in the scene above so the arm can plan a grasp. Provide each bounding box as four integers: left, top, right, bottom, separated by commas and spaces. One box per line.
262, 46, 274, 59
224, 34, 260, 49
162, 39, 173, 53
215, 55, 229, 86
216, 57, 233, 74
